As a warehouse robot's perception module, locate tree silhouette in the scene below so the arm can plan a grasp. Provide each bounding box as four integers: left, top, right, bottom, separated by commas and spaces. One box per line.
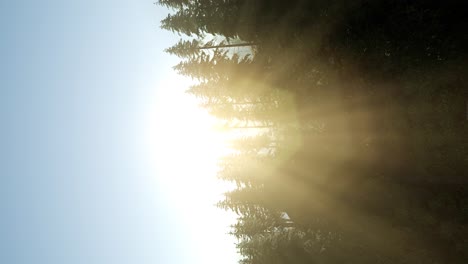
158, 0, 468, 262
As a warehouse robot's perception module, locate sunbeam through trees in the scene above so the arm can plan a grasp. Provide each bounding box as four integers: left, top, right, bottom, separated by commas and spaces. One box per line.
156, 1, 468, 263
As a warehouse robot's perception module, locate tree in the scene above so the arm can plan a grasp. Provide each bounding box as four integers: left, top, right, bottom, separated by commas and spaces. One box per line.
159, 0, 468, 262
166, 38, 255, 59
158, 0, 245, 38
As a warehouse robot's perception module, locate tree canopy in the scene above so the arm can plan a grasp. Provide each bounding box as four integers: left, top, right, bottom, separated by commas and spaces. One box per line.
157, 0, 468, 263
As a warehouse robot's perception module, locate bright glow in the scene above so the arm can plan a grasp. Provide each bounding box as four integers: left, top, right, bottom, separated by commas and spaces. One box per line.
144, 75, 231, 202
141, 72, 238, 264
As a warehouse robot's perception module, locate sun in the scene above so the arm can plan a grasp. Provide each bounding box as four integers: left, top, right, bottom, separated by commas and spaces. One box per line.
141, 73, 239, 263
143, 73, 232, 204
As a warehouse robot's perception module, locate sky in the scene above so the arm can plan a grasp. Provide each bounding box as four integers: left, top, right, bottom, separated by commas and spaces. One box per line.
1, 1, 237, 263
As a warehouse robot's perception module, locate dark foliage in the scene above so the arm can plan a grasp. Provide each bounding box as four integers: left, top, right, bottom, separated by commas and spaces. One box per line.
158, 0, 468, 262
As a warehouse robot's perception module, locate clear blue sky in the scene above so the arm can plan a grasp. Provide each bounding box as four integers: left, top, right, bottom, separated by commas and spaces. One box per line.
0, 1, 236, 263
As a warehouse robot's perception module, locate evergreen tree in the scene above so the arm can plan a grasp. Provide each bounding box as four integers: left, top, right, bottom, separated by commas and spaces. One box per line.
166, 38, 255, 59
158, 0, 245, 38
159, 0, 468, 262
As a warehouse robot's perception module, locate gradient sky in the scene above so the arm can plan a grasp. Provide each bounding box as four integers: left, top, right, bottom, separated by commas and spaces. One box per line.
1, 1, 236, 263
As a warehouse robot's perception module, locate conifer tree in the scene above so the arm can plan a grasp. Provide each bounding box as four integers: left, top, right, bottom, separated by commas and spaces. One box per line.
166, 38, 255, 59
158, 0, 468, 262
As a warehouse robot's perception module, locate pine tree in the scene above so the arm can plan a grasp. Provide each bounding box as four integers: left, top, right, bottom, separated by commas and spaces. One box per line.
166, 38, 255, 59
159, 0, 244, 38
156, 0, 190, 9
158, 0, 468, 262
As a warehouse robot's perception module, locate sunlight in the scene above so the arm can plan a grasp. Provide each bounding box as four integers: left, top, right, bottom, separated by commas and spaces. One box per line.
143, 73, 233, 201
141, 72, 238, 263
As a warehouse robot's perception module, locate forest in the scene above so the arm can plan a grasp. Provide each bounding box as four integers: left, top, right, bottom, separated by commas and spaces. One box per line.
157, 1, 468, 263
